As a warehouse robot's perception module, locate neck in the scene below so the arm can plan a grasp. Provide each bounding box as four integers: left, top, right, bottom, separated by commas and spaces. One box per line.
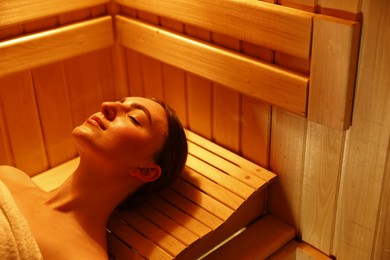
45, 159, 140, 240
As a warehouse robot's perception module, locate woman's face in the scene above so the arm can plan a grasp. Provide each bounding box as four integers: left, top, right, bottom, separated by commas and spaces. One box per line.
72, 97, 168, 171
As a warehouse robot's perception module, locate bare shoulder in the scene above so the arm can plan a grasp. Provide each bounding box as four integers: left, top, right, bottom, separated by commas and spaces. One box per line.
0, 165, 37, 189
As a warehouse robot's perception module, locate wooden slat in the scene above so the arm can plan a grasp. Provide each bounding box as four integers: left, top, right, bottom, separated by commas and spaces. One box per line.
107, 233, 144, 260
185, 155, 255, 199
116, 0, 314, 59
188, 142, 267, 189
147, 195, 211, 238
116, 15, 309, 116
158, 188, 223, 229
308, 15, 361, 130
114, 211, 186, 256
181, 168, 244, 210
0, 0, 109, 28
0, 16, 113, 77
171, 179, 234, 220
136, 204, 199, 246
107, 216, 173, 259
186, 129, 276, 182
203, 215, 295, 259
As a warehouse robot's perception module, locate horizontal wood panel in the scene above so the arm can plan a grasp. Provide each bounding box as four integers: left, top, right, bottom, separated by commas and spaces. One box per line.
0, 0, 109, 28
116, 0, 314, 59
0, 16, 113, 78
117, 15, 309, 116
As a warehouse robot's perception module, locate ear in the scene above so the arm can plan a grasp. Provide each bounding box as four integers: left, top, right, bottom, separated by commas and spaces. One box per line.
128, 164, 162, 183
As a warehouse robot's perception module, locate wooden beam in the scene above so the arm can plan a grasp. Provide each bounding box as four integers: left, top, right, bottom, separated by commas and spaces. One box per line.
0, 0, 109, 28
0, 16, 113, 78
308, 15, 361, 130
116, 0, 314, 59
117, 16, 309, 116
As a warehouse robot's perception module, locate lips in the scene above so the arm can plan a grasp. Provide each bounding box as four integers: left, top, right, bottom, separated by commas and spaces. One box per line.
88, 115, 106, 130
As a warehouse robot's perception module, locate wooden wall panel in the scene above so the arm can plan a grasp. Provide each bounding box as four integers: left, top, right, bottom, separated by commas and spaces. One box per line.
0, 72, 48, 175
269, 108, 306, 228
241, 96, 271, 168
332, 1, 390, 257
185, 26, 213, 139
0, 101, 12, 165
161, 18, 188, 128
0, 0, 109, 28
32, 63, 77, 167
301, 122, 345, 254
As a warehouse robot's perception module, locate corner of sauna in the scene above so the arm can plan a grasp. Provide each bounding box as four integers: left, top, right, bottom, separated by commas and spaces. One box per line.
1, 0, 389, 259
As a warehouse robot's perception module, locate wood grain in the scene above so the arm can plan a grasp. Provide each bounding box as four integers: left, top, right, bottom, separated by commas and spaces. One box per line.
117, 16, 309, 116
116, 0, 314, 59
308, 15, 360, 130
0, 16, 114, 78
0, 0, 109, 28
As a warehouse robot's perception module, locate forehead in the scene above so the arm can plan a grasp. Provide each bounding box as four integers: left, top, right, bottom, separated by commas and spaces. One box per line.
122, 97, 167, 127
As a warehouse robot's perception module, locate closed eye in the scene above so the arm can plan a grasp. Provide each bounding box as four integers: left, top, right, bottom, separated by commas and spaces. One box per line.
129, 115, 140, 126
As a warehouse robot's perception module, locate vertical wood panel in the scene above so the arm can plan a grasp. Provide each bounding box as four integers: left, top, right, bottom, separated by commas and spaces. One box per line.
138, 11, 164, 100
187, 74, 212, 139
161, 18, 188, 127
301, 122, 345, 254
333, 0, 390, 258
32, 63, 77, 167
241, 96, 271, 168
185, 25, 212, 139
269, 108, 306, 228
212, 33, 240, 152
0, 100, 13, 165
126, 49, 145, 97
0, 72, 48, 175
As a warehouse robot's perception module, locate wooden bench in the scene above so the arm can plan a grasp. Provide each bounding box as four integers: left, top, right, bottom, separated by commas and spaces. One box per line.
33, 130, 277, 259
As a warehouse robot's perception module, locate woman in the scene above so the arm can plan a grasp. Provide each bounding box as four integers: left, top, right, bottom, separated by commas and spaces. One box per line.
0, 97, 188, 259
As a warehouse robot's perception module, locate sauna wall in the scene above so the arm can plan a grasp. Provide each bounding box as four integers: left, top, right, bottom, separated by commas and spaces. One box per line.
0, 1, 389, 260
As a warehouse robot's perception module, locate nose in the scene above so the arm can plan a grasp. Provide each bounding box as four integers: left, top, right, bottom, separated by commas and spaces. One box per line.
101, 102, 118, 121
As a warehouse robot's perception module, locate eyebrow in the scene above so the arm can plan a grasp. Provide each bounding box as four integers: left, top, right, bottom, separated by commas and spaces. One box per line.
129, 102, 152, 125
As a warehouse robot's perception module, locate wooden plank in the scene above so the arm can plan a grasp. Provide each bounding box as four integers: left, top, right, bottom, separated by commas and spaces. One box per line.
240, 96, 271, 168
171, 179, 234, 221
126, 49, 145, 96
301, 122, 345, 254
0, 100, 13, 165
158, 188, 223, 229
116, 0, 314, 59
269, 108, 306, 228
296, 243, 333, 259
186, 73, 213, 138
147, 195, 211, 238
107, 216, 173, 259
188, 142, 267, 188
115, 211, 187, 256
0, 72, 48, 175
136, 204, 199, 246
117, 16, 309, 116
0, 0, 109, 28
203, 215, 295, 259
308, 15, 361, 130
185, 155, 255, 199
332, 1, 390, 258
107, 233, 144, 260
181, 168, 245, 210
0, 16, 114, 78
32, 63, 78, 167
185, 129, 276, 182
213, 84, 240, 153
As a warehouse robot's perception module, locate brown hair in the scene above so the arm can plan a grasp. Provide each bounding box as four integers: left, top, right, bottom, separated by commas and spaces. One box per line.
118, 100, 188, 209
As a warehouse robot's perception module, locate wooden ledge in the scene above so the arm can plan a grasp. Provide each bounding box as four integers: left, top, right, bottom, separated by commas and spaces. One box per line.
0, 16, 113, 78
